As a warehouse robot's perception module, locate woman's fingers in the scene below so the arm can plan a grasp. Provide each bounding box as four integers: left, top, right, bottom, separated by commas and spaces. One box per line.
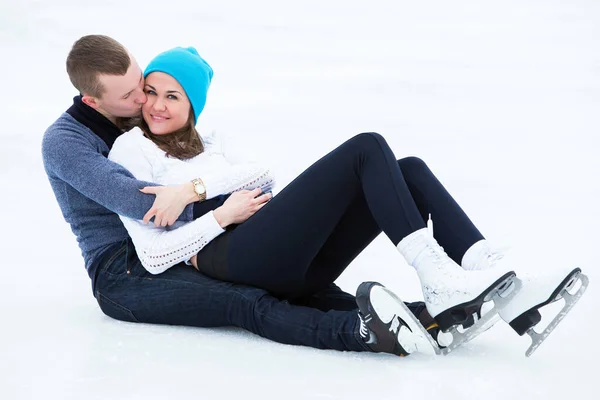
255, 201, 269, 211
254, 192, 272, 204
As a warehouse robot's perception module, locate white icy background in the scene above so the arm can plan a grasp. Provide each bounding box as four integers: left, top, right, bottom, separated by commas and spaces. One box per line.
1, 0, 599, 399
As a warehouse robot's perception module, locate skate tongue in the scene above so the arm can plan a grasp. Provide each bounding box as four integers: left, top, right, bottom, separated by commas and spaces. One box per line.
397, 228, 443, 266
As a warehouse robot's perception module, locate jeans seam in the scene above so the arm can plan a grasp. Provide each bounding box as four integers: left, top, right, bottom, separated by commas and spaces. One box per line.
232, 289, 314, 332
99, 243, 128, 276
97, 290, 139, 323
232, 289, 366, 351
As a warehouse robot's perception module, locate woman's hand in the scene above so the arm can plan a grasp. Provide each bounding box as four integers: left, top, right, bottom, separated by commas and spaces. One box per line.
213, 188, 272, 228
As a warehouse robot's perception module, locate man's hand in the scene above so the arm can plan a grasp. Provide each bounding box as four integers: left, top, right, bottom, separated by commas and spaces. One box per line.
213, 188, 272, 228
139, 182, 198, 227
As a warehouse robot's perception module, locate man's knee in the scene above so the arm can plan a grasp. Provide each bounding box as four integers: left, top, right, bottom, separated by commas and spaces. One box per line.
96, 291, 139, 323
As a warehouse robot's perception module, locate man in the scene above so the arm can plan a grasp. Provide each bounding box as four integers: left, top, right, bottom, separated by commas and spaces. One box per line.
42, 34, 438, 356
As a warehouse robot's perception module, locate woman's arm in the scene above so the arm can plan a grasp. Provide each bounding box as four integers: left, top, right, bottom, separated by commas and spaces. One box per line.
201, 163, 276, 199
131, 186, 273, 274
120, 212, 225, 274
108, 130, 226, 273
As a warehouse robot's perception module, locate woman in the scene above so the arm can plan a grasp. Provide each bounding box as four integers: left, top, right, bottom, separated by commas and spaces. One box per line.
109, 46, 587, 357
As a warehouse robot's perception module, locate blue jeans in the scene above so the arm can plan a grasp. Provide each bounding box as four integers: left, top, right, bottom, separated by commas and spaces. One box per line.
94, 238, 370, 352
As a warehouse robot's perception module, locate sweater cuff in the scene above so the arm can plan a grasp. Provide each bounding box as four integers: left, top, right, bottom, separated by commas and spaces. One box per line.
184, 210, 225, 264
192, 194, 231, 219
206, 210, 226, 236
181, 203, 195, 222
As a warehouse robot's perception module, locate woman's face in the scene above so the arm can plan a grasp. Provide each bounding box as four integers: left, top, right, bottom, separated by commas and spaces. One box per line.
142, 72, 191, 135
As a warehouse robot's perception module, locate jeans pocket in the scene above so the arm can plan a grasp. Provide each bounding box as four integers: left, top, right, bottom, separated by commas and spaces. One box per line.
99, 242, 128, 276
96, 291, 139, 323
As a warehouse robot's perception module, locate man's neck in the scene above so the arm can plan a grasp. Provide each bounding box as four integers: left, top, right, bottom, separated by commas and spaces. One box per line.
66, 95, 123, 149
96, 108, 117, 125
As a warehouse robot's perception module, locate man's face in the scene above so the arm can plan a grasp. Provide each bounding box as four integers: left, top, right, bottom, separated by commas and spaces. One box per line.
90, 57, 147, 120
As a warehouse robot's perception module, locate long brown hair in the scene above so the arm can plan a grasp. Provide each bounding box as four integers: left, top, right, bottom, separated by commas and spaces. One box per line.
138, 108, 205, 160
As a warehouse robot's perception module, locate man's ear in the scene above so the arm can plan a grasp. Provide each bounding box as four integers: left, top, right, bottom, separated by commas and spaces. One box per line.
81, 95, 99, 109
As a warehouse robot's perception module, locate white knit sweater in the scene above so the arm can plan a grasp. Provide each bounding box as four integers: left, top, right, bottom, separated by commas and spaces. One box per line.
108, 127, 275, 274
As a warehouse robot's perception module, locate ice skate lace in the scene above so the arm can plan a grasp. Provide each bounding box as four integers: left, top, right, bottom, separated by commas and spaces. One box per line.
422, 240, 451, 267
359, 313, 401, 342
475, 245, 507, 269
359, 315, 370, 338
487, 251, 504, 266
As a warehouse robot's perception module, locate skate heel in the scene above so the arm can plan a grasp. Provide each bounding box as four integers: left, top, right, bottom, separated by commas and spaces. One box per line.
513, 268, 589, 357
435, 272, 516, 332
436, 303, 481, 332
508, 269, 581, 336
510, 309, 542, 336
436, 272, 521, 356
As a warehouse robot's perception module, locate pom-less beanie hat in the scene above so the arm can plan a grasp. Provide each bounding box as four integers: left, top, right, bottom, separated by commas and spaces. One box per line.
144, 46, 213, 124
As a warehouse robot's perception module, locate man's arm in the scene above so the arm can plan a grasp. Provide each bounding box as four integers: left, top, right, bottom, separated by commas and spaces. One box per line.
42, 127, 195, 222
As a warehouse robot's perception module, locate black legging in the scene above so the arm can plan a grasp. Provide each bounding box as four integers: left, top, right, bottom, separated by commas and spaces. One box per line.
223, 132, 484, 298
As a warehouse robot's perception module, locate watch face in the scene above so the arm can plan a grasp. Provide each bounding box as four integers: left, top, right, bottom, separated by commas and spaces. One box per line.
196, 184, 206, 194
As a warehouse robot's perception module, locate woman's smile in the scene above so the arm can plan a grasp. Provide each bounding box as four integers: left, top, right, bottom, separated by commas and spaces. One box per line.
150, 114, 169, 122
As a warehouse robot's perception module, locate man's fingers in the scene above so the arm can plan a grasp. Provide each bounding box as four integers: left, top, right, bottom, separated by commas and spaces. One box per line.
155, 213, 167, 227
140, 186, 159, 194
143, 208, 156, 224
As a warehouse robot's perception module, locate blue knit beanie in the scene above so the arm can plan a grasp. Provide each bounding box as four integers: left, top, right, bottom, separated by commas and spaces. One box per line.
144, 47, 213, 124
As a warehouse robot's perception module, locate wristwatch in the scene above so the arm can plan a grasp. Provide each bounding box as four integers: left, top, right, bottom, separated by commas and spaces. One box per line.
191, 178, 207, 201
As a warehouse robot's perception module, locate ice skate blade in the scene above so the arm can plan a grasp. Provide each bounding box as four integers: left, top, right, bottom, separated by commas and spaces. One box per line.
435, 272, 518, 331
440, 308, 501, 356
440, 278, 522, 356
381, 287, 442, 356
524, 271, 589, 357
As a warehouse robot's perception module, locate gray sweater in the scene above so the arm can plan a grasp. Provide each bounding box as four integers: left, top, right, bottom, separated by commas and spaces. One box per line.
41, 113, 194, 279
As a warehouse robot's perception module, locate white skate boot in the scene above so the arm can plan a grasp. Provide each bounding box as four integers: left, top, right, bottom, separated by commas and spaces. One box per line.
462, 240, 589, 356
397, 228, 518, 354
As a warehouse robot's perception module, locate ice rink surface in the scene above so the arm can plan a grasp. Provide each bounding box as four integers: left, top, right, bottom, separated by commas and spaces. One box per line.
1, 1, 598, 399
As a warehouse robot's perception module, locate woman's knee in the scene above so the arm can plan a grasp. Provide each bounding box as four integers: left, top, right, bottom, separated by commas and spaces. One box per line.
397, 156, 429, 172
343, 132, 390, 156
351, 132, 386, 146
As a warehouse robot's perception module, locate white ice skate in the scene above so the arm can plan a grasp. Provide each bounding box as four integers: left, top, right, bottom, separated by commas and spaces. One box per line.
462, 240, 589, 356
397, 227, 520, 355
500, 267, 588, 356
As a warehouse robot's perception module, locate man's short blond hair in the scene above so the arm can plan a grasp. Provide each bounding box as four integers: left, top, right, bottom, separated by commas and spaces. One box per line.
66, 35, 130, 98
